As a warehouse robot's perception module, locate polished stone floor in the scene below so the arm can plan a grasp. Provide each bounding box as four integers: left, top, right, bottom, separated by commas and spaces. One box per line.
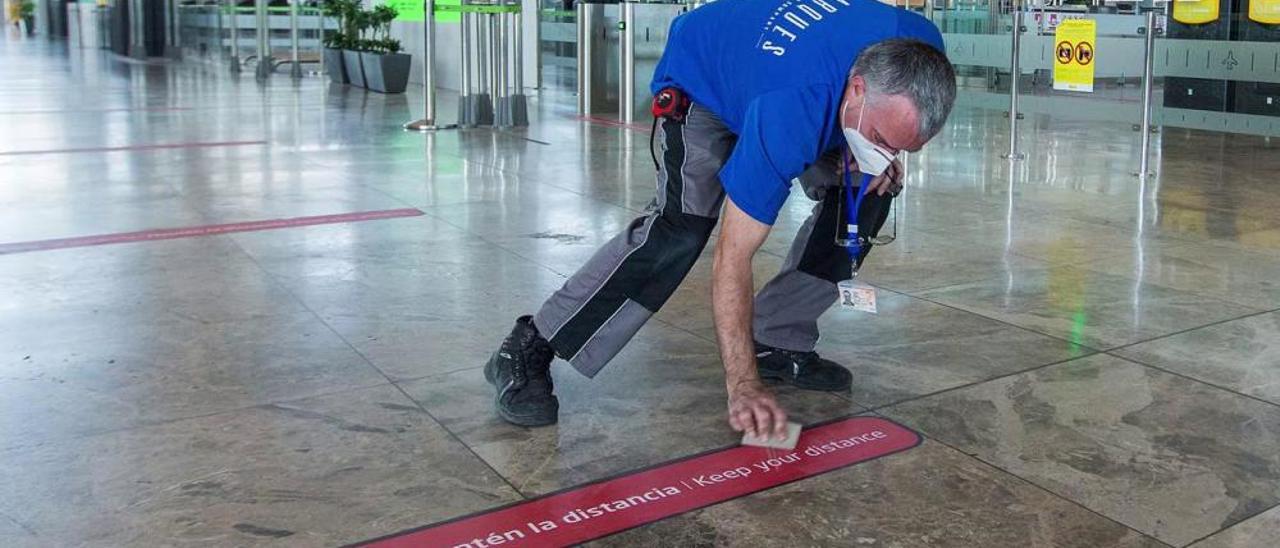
2, 34, 1279, 548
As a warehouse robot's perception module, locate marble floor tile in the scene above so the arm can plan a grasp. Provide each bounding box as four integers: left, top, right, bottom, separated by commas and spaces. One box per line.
0, 306, 388, 448
1187, 504, 1280, 548
883, 354, 1280, 546
917, 264, 1262, 350
0, 385, 521, 547
653, 248, 787, 333
854, 227, 1051, 294
0, 239, 307, 323
1114, 311, 1280, 406
185, 184, 411, 222
590, 440, 1166, 548
419, 187, 637, 243
0, 194, 208, 243
1223, 227, 1280, 257
399, 321, 859, 495
1080, 241, 1280, 309
813, 290, 1087, 407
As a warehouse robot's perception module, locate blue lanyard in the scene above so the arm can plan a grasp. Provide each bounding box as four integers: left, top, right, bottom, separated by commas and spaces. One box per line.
843, 150, 873, 263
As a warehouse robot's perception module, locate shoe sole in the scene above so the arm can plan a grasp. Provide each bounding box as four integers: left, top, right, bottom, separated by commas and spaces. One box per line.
497, 404, 559, 427
759, 369, 851, 392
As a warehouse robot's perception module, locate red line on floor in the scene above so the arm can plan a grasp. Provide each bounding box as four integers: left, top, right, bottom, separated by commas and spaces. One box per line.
353, 416, 921, 548
0, 140, 268, 156
0, 209, 425, 255
575, 115, 653, 133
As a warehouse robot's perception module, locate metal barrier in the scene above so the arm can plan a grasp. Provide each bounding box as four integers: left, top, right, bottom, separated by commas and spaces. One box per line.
454, 0, 528, 127
935, 3, 1280, 179
577, 0, 686, 120
177, 1, 329, 78
940, 12, 1280, 138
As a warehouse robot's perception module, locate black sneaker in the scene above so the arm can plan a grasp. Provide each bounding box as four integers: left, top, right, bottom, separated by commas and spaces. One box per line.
484, 316, 559, 427
755, 342, 853, 392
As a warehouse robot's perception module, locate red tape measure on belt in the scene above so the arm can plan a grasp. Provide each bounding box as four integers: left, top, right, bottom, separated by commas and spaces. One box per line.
651, 87, 691, 121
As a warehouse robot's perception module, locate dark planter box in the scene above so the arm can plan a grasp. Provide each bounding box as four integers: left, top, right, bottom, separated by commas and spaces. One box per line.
342, 49, 366, 88
323, 48, 348, 85
360, 52, 411, 94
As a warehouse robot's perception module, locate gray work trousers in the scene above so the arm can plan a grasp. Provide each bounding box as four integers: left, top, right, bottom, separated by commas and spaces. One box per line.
534, 103, 873, 378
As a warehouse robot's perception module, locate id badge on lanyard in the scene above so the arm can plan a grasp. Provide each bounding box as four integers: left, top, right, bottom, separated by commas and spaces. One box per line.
836, 150, 878, 313
837, 150, 873, 270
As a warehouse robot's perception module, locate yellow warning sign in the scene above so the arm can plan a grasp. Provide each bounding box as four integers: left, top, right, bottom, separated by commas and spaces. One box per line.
1250, 0, 1280, 25
1053, 19, 1096, 93
1173, 0, 1221, 25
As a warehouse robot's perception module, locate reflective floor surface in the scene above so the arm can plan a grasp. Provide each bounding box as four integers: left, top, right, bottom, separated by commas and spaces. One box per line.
2, 34, 1279, 547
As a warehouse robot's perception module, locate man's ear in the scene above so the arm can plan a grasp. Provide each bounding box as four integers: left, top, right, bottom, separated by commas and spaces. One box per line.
847, 75, 866, 101
841, 75, 867, 124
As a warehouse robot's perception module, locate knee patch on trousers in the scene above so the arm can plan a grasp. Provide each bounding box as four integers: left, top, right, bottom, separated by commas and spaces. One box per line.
631, 212, 716, 311
546, 210, 715, 361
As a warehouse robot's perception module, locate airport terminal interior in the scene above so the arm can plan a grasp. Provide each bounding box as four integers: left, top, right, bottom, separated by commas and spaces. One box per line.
2, 0, 1279, 546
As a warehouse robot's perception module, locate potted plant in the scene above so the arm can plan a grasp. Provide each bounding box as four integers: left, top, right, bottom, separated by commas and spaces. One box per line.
320, 0, 357, 84
19, 0, 36, 36
341, 6, 371, 88
359, 4, 411, 94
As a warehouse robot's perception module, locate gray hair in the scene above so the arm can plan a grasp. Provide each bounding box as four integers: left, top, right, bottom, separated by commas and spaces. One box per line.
851, 39, 957, 141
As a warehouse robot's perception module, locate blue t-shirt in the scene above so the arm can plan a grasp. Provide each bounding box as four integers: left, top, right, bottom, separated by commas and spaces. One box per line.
650, 0, 945, 225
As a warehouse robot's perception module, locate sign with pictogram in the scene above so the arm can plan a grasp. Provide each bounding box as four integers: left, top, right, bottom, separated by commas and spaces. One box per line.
1056, 41, 1074, 64
1053, 19, 1096, 93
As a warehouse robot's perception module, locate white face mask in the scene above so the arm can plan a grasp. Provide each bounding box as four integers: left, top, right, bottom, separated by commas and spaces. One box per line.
842, 98, 895, 177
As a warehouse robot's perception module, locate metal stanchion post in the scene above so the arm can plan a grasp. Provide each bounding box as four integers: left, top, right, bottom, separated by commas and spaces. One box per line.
214, 4, 224, 59
255, 0, 272, 79
129, 0, 146, 59
229, 1, 241, 73
289, 0, 302, 78
620, 1, 635, 123
475, 4, 495, 125
576, 1, 595, 115
1002, 9, 1025, 161
489, 12, 500, 123
527, 0, 541, 90
407, 0, 457, 131
1135, 11, 1157, 177
163, 0, 179, 58
459, 8, 477, 127
510, 0, 528, 126
476, 12, 483, 102
496, 2, 512, 126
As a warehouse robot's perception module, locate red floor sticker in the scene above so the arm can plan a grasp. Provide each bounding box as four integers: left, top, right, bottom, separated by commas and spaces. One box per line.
0, 209, 424, 255
354, 416, 920, 548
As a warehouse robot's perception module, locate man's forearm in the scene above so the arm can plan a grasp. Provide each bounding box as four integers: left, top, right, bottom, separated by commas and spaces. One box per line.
712, 247, 758, 390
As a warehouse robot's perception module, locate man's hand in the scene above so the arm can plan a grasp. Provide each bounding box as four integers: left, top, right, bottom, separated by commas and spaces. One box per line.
863, 157, 904, 197
713, 197, 790, 440
727, 378, 788, 439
